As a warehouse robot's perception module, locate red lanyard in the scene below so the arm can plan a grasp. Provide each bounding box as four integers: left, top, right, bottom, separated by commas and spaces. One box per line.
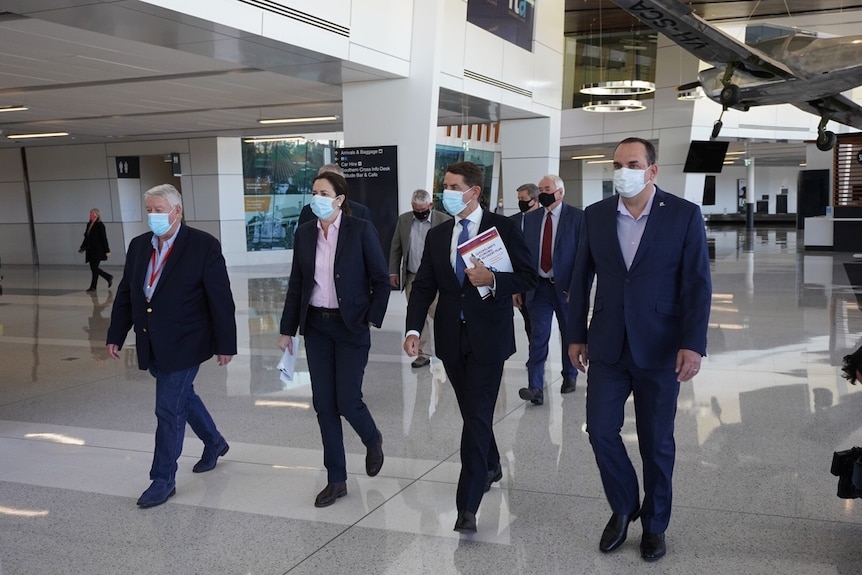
148, 244, 174, 289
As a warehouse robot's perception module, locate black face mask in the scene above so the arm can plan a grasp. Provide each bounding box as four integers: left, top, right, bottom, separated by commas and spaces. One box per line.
413, 210, 430, 221
538, 192, 556, 207
518, 200, 534, 213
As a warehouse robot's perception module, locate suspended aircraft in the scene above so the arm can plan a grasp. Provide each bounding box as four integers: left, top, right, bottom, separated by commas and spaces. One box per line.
612, 0, 862, 150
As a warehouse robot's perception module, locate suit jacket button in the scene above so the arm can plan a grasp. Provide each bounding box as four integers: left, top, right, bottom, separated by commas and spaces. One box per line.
146, 307, 153, 312
143, 328, 147, 332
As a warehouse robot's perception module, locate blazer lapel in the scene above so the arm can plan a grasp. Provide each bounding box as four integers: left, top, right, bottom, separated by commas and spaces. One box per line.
151, 226, 188, 300
334, 214, 350, 265
597, 199, 628, 272
628, 188, 669, 272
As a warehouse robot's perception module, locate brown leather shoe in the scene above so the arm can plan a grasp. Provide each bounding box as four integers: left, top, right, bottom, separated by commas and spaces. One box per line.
366, 432, 384, 476
314, 482, 347, 508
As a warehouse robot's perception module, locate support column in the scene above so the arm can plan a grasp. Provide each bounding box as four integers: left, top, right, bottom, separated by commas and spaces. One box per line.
341, 1, 444, 213
746, 157, 756, 229
499, 114, 561, 211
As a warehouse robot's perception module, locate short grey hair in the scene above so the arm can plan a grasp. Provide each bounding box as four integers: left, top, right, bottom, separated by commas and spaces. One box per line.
516, 183, 539, 199
144, 184, 183, 208
318, 163, 344, 176
411, 189, 431, 204
540, 174, 565, 193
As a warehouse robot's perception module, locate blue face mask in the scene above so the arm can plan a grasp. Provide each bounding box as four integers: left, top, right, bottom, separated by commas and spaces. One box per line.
147, 212, 172, 236
442, 189, 470, 216
309, 194, 339, 220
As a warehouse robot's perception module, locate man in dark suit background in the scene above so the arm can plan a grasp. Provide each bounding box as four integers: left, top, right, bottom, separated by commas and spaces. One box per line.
567, 138, 711, 562
510, 183, 540, 340
106, 184, 237, 509
403, 161, 536, 533
518, 175, 583, 406
389, 188, 452, 368
298, 163, 371, 225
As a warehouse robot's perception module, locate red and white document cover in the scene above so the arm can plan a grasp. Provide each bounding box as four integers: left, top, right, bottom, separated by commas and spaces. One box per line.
457, 226, 512, 299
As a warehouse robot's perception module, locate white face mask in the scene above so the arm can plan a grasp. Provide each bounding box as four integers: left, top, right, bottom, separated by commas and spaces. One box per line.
613, 167, 648, 198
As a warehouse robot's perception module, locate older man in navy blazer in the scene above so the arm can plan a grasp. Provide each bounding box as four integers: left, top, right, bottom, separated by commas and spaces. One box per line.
107, 184, 237, 509
568, 138, 711, 562
404, 162, 536, 533
517, 175, 584, 406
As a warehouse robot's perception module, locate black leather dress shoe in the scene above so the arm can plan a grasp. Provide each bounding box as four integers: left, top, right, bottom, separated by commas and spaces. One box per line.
484, 463, 503, 493
136, 481, 176, 508
560, 377, 577, 394
366, 432, 384, 476
314, 482, 347, 507
518, 387, 544, 405
107, 275, 113, 288
599, 508, 641, 552
453, 510, 477, 532
193, 440, 230, 473
640, 532, 666, 561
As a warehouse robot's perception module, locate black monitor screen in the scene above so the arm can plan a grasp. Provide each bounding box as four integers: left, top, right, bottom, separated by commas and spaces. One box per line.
683, 140, 729, 173
702, 175, 716, 205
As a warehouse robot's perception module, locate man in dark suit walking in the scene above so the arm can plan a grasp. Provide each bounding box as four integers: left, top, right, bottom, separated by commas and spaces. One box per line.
403, 161, 536, 533
510, 183, 540, 340
106, 184, 237, 509
389, 188, 452, 368
567, 138, 711, 561
517, 175, 583, 406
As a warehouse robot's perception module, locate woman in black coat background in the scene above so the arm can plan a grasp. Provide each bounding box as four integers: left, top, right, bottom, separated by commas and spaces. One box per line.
79, 207, 113, 292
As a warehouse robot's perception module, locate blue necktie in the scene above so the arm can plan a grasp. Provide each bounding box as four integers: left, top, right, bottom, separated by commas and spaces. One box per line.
455, 219, 470, 285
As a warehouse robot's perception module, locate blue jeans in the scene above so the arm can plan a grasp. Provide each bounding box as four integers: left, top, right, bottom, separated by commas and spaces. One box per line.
148, 363, 222, 483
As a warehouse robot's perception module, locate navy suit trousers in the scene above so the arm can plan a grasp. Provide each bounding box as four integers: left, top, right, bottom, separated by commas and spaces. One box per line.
525, 279, 577, 390
443, 322, 503, 514
585, 341, 680, 533
304, 309, 379, 483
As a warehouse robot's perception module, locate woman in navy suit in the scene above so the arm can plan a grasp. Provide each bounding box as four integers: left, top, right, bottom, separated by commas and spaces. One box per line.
278, 172, 390, 508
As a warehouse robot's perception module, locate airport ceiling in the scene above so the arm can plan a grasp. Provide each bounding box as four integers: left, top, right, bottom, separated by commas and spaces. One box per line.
0, 1, 859, 168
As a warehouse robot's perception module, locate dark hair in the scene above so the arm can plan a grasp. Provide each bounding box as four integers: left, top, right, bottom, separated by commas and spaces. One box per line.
313, 172, 351, 216
841, 346, 862, 384
516, 183, 539, 199
446, 161, 484, 189
616, 137, 657, 166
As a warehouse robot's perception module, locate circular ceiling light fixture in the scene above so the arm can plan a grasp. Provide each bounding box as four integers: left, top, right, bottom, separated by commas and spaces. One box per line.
582, 100, 646, 113
580, 80, 655, 96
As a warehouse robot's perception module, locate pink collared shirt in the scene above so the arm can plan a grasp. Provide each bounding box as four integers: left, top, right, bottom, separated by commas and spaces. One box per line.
309, 211, 342, 308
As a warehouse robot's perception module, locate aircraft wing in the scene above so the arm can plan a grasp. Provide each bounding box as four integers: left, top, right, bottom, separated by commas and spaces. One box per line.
612, 0, 797, 79
794, 94, 862, 131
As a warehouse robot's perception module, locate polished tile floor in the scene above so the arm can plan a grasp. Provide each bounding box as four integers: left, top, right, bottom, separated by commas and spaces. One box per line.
1, 226, 861, 574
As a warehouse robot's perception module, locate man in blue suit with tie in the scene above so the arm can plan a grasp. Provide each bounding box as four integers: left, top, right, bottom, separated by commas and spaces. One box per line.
404, 162, 536, 533
567, 138, 711, 562
518, 175, 583, 406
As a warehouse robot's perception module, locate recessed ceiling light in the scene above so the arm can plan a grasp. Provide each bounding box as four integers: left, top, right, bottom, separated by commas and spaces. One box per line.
258, 115, 338, 125
7, 131, 69, 139
571, 154, 605, 160
586, 159, 615, 164
243, 135, 306, 143
0, 105, 28, 113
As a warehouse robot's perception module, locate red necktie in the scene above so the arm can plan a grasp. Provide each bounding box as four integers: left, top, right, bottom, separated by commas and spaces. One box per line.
540, 212, 553, 273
